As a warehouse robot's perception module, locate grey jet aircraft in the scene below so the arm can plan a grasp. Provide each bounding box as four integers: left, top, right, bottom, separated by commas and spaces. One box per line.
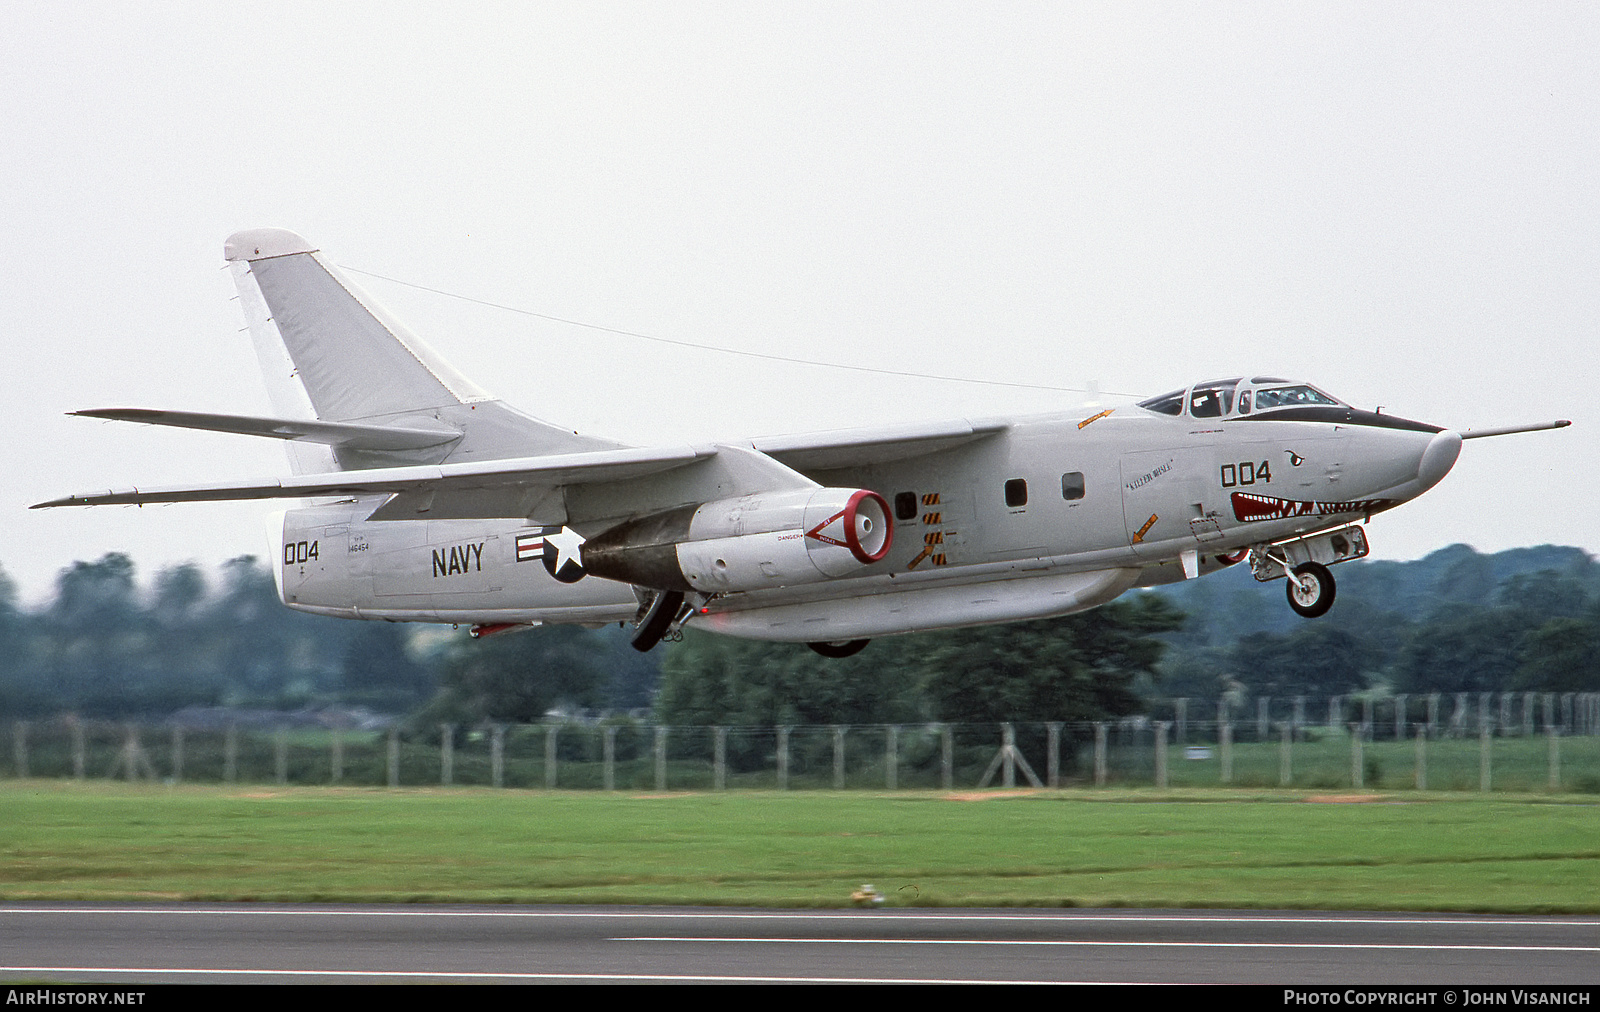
35, 228, 1570, 656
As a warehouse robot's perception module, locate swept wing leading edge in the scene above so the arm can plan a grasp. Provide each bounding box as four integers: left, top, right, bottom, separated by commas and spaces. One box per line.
32, 444, 713, 509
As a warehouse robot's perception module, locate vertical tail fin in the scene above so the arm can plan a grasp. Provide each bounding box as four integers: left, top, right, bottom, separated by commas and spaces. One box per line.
224, 228, 622, 473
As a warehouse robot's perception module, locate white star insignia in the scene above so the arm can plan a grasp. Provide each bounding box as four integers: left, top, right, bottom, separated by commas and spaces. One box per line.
545, 526, 586, 573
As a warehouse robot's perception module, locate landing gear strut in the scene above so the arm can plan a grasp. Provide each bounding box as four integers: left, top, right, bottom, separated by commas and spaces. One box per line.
1286, 562, 1335, 618
629, 590, 685, 652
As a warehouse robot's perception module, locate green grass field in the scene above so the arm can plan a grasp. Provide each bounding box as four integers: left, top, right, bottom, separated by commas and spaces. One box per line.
1, 781, 1596, 912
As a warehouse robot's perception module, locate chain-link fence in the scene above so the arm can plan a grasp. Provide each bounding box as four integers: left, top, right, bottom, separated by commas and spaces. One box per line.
5, 691, 1598, 793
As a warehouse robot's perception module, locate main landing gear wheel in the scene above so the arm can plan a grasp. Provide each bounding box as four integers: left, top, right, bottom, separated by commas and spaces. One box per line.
1286, 562, 1336, 618
807, 639, 870, 659
629, 590, 685, 652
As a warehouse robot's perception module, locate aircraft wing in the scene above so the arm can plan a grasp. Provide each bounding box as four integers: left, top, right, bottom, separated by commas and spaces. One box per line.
35, 418, 1009, 521
33, 444, 713, 509
751, 418, 1007, 472
69, 408, 462, 451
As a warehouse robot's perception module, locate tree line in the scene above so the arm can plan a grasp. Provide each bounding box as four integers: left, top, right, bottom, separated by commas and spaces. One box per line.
0, 544, 1594, 725
1153, 543, 1600, 701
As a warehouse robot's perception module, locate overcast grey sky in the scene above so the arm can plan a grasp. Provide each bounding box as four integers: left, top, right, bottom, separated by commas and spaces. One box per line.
3, 3, 1595, 604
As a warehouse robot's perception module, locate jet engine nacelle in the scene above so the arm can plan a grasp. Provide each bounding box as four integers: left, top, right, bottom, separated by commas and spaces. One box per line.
583, 487, 893, 593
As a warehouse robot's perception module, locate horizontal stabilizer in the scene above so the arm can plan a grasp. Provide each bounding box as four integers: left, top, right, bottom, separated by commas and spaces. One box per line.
33, 444, 713, 510
70, 408, 462, 452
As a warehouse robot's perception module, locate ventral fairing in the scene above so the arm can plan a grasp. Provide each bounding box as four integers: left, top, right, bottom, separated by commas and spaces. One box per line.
36, 229, 1571, 656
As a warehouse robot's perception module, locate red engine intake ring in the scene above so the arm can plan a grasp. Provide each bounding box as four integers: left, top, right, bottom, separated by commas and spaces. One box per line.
843, 489, 894, 564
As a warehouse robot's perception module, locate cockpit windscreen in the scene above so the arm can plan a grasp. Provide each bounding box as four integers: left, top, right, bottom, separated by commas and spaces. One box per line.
1252, 385, 1341, 410
1137, 379, 1345, 419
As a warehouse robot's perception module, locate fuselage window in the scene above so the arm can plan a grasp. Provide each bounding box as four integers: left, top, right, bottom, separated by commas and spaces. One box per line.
894, 491, 918, 521
1237, 390, 1251, 414
1004, 478, 1028, 508
1061, 472, 1085, 500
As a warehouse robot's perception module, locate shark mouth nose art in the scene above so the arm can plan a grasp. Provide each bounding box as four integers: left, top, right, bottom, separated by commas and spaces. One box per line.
1231, 492, 1398, 522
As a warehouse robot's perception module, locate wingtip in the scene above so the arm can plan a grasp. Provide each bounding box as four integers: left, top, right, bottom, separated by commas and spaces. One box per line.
224, 228, 318, 262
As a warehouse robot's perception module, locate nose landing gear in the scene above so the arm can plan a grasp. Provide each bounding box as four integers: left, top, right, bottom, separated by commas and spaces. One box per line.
1246, 525, 1365, 618
1286, 562, 1335, 618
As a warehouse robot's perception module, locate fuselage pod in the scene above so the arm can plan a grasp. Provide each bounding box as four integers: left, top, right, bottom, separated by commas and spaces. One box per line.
583, 487, 893, 593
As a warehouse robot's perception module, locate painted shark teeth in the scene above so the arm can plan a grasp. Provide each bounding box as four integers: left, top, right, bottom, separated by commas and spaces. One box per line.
1230, 492, 1397, 523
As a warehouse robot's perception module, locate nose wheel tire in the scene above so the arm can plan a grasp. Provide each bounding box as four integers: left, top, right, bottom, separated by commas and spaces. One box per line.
1286, 562, 1335, 618
807, 639, 870, 659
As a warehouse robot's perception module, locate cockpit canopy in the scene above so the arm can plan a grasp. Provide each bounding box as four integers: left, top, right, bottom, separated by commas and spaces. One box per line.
1137, 377, 1347, 419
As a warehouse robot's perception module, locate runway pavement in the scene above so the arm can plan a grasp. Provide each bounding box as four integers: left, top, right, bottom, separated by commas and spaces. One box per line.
0, 903, 1596, 984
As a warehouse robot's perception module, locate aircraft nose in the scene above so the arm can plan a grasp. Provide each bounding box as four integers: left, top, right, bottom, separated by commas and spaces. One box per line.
1416, 428, 1463, 493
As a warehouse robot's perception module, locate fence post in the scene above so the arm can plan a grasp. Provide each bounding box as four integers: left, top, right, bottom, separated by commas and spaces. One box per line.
544, 725, 558, 789
274, 728, 287, 785
832, 725, 846, 789
116, 723, 156, 782
1349, 724, 1363, 789
1154, 721, 1168, 788
1279, 722, 1292, 787
1256, 698, 1269, 741
654, 726, 668, 791
1479, 721, 1492, 792
602, 726, 615, 792
1047, 722, 1061, 788
492, 725, 505, 789
777, 726, 790, 791
386, 727, 399, 788
440, 724, 454, 786
1293, 696, 1306, 737
1002, 723, 1016, 788
72, 719, 85, 780
1415, 723, 1428, 791
1427, 693, 1440, 737
1094, 722, 1107, 786
11, 721, 26, 779
885, 725, 898, 790
941, 724, 953, 790
713, 726, 726, 791
1220, 720, 1232, 785
1548, 727, 1560, 791
1394, 695, 1407, 742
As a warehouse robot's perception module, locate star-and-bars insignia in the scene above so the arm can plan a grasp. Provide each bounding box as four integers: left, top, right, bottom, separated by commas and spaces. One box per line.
515, 526, 587, 583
